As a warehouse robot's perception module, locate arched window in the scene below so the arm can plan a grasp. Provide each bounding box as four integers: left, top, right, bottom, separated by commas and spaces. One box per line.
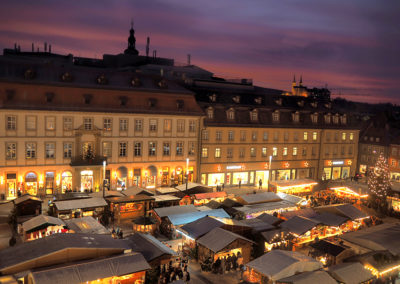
206, 107, 214, 119
250, 109, 258, 121
227, 108, 235, 120
272, 110, 280, 122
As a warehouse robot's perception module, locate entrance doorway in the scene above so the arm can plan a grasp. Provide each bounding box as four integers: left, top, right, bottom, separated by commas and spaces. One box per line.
81, 170, 93, 192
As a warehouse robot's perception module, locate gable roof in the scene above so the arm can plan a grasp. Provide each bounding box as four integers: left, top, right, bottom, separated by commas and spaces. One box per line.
278, 270, 337, 284
194, 191, 227, 200
22, 215, 65, 233
0, 233, 129, 274
310, 240, 346, 257
125, 233, 176, 262
65, 216, 109, 234
237, 192, 281, 205
280, 216, 320, 236
280, 208, 317, 220
234, 200, 297, 215
197, 228, 254, 253
54, 197, 107, 211
276, 193, 305, 205
205, 200, 222, 209
256, 213, 282, 225
328, 262, 374, 284
167, 209, 230, 226
239, 218, 275, 233
30, 253, 150, 284
13, 194, 42, 205
180, 216, 224, 239
246, 250, 322, 281
314, 204, 368, 220
153, 204, 198, 218
310, 212, 348, 227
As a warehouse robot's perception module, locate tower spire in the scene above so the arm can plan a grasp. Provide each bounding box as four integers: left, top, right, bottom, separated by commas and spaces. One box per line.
293, 75, 296, 83
124, 20, 139, 55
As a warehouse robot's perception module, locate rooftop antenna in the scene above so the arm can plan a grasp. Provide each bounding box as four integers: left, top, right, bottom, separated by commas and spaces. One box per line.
131, 18, 134, 29
32, 43, 34, 52
187, 54, 191, 65
49, 44, 52, 53
44, 42, 47, 52
146, 37, 150, 57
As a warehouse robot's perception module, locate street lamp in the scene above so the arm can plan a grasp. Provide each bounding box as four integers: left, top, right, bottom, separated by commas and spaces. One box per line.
102, 160, 106, 198
268, 155, 272, 192
186, 158, 189, 191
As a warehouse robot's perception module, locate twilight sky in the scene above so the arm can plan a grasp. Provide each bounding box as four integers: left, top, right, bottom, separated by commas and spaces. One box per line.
0, 0, 399, 104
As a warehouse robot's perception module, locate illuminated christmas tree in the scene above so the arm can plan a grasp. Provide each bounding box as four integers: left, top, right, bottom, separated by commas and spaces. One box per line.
368, 154, 390, 205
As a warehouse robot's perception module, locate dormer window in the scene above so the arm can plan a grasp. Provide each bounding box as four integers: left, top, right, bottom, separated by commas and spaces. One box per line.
333, 113, 339, 124
311, 112, 318, 124
209, 94, 217, 102
97, 74, 108, 85
207, 107, 214, 119
292, 111, 300, 123
311, 101, 318, 108
275, 98, 283, 106
148, 98, 157, 107
250, 109, 258, 121
297, 101, 304, 107
45, 92, 55, 103
325, 102, 332, 109
61, 72, 73, 82
131, 77, 141, 87
158, 79, 168, 89
119, 96, 128, 106
227, 108, 235, 120
376, 137, 380, 142
83, 94, 93, 105
340, 114, 347, 125
254, 97, 262, 105
24, 68, 36, 80
272, 110, 280, 122
6, 89, 15, 101
232, 96, 241, 103
324, 113, 331, 124
176, 100, 184, 110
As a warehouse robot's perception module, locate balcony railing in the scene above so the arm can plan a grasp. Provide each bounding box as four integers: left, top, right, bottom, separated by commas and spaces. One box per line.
70, 156, 106, 167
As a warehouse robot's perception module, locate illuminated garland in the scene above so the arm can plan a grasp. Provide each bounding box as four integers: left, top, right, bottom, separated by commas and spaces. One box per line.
368, 154, 390, 199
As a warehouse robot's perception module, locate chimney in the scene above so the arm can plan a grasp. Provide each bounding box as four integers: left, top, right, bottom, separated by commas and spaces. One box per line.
153, 50, 157, 58
18, 45, 20, 52
146, 37, 150, 57
44, 42, 47, 52
37, 47, 39, 52
32, 43, 34, 52
14, 43, 17, 50
49, 44, 51, 53
187, 54, 191, 65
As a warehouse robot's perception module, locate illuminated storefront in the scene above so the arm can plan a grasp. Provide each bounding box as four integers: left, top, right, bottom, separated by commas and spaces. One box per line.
207, 173, 225, 186
255, 171, 269, 188
133, 168, 141, 186
269, 179, 318, 195
6, 173, 17, 199
323, 160, 352, 180
146, 166, 158, 188
161, 167, 169, 186
45, 172, 54, 195
80, 170, 93, 192
25, 172, 38, 196
116, 166, 127, 191
233, 172, 249, 185
61, 171, 72, 193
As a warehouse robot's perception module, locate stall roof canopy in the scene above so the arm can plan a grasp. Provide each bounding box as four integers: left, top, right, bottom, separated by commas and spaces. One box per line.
197, 227, 254, 253
30, 252, 150, 284
280, 216, 320, 236
153, 195, 181, 202
237, 192, 281, 205
234, 200, 297, 215
125, 233, 177, 262
256, 213, 282, 225
270, 179, 318, 188
239, 218, 275, 233
310, 212, 349, 227
310, 240, 346, 257
260, 229, 291, 243
154, 204, 198, 218
246, 250, 322, 281
175, 182, 211, 191
340, 222, 400, 256
13, 195, 42, 205
328, 180, 369, 196
276, 193, 305, 205
314, 204, 368, 220
280, 208, 317, 220
221, 198, 242, 208
155, 187, 179, 194
89, 191, 125, 198
194, 191, 227, 200
105, 194, 155, 204
167, 209, 230, 226
277, 270, 337, 284
0, 233, 129, 274
54, 197, 107, 211
65, 216, 109, 234
180, 216, 224, 239
22, 215, 65, 233
205, 200, 222, 209
328, 262, 374, 284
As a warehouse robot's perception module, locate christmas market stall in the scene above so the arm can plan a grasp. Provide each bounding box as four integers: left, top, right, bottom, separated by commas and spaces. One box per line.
125, 233, 177, 267
13, 195, 42, 220
192, 191, 227, 206
20, 215, 67, 242
260, 228, 292, 252
178, 216, 225, 247
106, 194, 155, 223
65, 216, 109, 235
244, 250, 322, 284
233, 200, 298, 219
269, 179, 318, 196
236, 192, 281, 205
327, 262, 374, 284
196, 227, 254, 264
280, 216, 321, 246
53, 197, 107, 219
309, 239, 353, 266
132, 216, 157, 234
153, 194, 181, 208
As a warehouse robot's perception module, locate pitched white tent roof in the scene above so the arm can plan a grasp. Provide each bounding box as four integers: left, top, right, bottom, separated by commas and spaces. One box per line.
328, 262, 374, 284
246, 250, 322, 281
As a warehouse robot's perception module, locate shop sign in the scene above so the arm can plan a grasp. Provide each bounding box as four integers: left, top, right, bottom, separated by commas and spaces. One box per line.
332, 161, 344, 165
226, 165, 242, 170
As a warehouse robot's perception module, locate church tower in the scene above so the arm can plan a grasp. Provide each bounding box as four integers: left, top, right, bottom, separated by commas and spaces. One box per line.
124, 20, 139, 55
292, 75, 297, 95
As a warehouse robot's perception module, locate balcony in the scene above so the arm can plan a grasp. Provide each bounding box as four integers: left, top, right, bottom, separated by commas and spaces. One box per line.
70, 156, 107, 167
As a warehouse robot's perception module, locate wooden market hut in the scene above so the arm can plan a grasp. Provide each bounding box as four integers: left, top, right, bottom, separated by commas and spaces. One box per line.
21, 215, 66, 241
13, 195, 42, 219
192, 191, 227, 206
309, 240, 353, 266
65, 216, 109, 235
53, 197, 107, 219
196, 227, 254, 263
132, 216, 157, 234
106, 194, 155, 223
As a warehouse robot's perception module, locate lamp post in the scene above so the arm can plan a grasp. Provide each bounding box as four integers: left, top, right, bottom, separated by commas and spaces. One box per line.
186, 158, 189, 191
102, 160, 106, 198
268, 155, 272, 192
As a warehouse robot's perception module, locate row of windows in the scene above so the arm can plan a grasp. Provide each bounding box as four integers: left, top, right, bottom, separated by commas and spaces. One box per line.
203, 130, 354, 142
5, 116, 197, 133
206, 108, 347, 125
5, 141, 196, 160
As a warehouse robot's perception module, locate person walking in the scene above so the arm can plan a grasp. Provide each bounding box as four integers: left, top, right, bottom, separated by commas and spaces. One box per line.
185, 271, 190, 283
238, 179, 241, 189
259, 178, 263, 189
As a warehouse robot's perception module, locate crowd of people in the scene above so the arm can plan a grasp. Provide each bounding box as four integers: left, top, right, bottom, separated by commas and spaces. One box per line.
157, 260, 190, 283
202, 252, 243, 274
